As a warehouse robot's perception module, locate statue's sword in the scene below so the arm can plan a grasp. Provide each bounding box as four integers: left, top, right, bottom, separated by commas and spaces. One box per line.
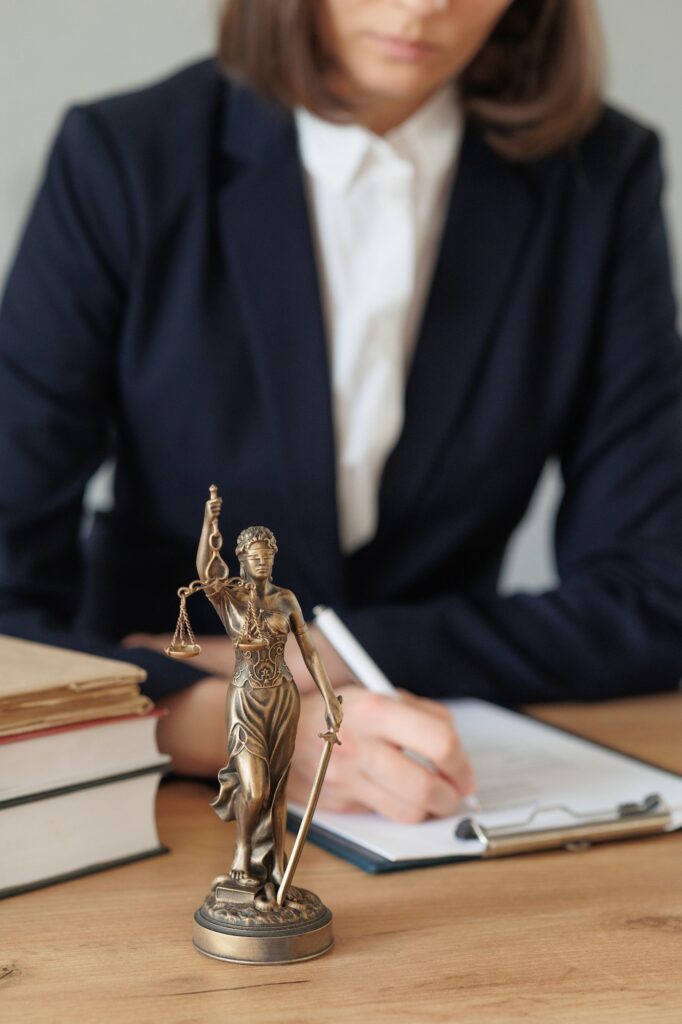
276, 713, 342, 907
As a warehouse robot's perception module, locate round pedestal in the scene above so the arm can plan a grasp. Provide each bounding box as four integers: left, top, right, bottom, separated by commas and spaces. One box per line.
193, 884, 334, 965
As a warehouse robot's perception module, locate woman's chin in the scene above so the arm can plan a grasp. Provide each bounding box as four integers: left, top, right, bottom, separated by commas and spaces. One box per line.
346, 68, 446, 119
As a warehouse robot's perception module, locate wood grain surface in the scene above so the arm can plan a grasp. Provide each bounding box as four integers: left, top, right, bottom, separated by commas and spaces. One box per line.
2, 692, 681, 1024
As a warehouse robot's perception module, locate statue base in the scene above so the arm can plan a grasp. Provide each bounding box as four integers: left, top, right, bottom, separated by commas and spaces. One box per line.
193, 878, 334, 964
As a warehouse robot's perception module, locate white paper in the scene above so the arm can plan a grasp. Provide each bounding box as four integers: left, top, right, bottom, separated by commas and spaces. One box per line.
293, 699, 682, 863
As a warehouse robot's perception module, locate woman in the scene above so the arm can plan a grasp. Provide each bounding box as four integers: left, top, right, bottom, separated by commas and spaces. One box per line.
0, 1, 681, 821
194, 497, 343, 885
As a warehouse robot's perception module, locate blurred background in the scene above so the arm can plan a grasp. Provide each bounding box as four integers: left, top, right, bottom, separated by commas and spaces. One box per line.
0, 0, 679, 593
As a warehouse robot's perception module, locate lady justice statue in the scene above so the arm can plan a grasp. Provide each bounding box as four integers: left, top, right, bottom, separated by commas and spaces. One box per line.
166, 486, 344, 964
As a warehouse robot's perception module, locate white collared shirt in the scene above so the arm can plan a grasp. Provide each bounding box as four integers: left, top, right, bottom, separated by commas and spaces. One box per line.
296, 87, 462, 553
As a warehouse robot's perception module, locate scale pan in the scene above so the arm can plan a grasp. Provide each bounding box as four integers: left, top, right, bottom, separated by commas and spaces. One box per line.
165, 643, 202, 659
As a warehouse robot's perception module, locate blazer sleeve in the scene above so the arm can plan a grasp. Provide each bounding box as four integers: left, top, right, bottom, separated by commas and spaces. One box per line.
0, 107, 203, 700
339, 130, 682, 704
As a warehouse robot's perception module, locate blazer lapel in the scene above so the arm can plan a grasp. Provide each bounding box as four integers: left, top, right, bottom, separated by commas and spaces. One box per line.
217, 90, 539, 593
377, 123, 540, 539
217, 86, 344, 603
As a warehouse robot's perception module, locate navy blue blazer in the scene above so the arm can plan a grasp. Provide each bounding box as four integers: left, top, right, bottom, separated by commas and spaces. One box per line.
1, 60, 681, 703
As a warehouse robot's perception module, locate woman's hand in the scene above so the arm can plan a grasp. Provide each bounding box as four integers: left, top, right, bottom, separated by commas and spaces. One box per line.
289, 684, 476, 822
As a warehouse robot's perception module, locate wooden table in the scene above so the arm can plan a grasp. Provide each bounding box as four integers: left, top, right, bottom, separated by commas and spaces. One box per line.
3, 693, 682, 1023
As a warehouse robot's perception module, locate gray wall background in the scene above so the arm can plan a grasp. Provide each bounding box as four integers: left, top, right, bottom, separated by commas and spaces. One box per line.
0, 1, 680, 592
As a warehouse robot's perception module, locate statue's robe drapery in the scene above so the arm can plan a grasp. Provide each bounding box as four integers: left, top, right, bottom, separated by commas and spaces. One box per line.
208, 581, 300, 878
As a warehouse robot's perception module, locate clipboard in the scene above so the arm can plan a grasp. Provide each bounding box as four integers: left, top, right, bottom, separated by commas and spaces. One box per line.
288, 699, 682, 873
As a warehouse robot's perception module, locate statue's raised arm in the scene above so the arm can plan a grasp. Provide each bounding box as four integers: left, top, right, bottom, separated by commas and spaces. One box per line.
165, 484, 230, 659
196, 484, 229, 585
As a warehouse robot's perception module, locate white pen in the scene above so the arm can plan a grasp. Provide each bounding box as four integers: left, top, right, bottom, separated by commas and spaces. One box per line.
313, 605, 481, 813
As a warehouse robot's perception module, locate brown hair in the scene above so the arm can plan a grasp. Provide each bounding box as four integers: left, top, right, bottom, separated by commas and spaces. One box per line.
218, 0, 603, 162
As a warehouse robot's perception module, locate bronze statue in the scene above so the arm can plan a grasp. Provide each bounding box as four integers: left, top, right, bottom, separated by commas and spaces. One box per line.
166, 486, 343, 963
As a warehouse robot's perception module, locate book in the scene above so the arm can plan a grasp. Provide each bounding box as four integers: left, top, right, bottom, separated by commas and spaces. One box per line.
0, 710, 168, 803
290, 699, 682, 872
0, 636, 169, 897
1, 767, 168, 898
0, 634, 150, 736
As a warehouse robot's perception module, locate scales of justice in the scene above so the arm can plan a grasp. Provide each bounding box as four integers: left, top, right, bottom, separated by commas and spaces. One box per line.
165, 486, 344, 964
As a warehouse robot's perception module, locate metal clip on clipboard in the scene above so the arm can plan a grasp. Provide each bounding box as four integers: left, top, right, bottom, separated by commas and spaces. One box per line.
455, 793, 671, 858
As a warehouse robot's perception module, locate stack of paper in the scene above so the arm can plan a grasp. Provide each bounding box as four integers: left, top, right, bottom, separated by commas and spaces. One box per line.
292, 700, 682, 872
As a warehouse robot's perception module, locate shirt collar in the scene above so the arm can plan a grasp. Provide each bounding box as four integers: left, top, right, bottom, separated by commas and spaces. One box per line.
295, 84, 461, 194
